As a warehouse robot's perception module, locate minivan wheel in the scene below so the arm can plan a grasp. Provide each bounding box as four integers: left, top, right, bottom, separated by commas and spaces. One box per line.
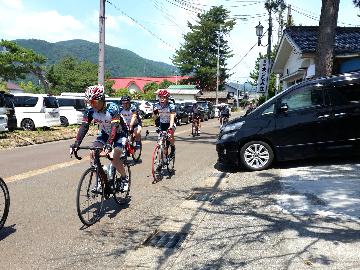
21, 119, 35, 131
60, 116, 69, 127
240, 141, 274, 171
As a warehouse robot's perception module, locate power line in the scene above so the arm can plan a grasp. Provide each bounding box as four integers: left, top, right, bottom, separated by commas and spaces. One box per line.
152, 0, 186, 33
290, 5, 360, 27
105, 0, 176, 49
229, 30, 268, 71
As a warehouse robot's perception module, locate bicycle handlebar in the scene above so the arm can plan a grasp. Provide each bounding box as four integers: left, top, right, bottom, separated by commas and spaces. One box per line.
70, 146, 113, 161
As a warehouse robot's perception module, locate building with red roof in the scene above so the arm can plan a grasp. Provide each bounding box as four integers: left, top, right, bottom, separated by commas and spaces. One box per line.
110, 76, 189, 93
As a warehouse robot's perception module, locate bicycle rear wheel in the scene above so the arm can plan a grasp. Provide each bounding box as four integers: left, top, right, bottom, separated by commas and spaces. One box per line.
76, 167, 104, 226
0, 178, 10, 230
112, 163, 131, 205
131, 140, 142, 162
151, 145, 162, 181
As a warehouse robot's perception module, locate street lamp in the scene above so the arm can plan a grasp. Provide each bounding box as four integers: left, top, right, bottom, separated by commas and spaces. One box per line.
255, 22, 264, 46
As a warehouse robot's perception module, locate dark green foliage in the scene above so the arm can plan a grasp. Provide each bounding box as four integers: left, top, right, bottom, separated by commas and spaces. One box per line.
14, 39, 175, 77
45, 56, 114, 95
172, 6, 235, 92
0, 40, 46, 82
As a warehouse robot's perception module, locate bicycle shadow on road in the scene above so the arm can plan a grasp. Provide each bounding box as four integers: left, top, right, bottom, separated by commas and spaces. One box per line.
0, 224, 16, 241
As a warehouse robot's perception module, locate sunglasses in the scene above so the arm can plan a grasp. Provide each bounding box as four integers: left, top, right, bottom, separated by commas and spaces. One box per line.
86, 99, 102, 107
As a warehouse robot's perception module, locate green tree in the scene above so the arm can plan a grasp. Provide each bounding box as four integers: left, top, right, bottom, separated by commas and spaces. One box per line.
46, 56, 114, 95
172, 6, 235, 92
0, 40, 48, 91
113, 88, 131, 98
143, 82, 159, 93
19, 81, 44, 94
158, 79, 173, 89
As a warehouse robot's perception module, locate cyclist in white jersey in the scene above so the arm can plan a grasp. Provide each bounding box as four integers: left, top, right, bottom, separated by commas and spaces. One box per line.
70, 85, 129, 192
120, 95, 142, 149
153, 89, 176, 157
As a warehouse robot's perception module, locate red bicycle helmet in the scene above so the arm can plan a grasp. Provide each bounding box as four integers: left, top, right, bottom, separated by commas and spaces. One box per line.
85, 85, 105, 101
158, 89, 170, 98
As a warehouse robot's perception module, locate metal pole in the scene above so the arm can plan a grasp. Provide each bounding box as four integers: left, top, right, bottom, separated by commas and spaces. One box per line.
266, 8, 272, 100
98, 0, 105, 85
216, 25, 221, 105
236, 81, 239, 108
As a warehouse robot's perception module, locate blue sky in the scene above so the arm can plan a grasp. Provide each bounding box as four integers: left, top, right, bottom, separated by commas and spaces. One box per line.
0, 0, 359, 83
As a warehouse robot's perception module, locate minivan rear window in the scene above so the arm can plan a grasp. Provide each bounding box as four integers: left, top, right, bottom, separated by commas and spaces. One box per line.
44, 97, 59, 108
13, 96, 38, 107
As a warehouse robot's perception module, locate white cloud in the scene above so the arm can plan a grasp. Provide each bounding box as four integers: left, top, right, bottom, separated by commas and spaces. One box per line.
0, 0, 23, 10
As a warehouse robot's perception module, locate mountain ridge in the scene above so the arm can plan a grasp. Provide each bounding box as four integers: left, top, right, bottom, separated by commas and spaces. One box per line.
14, 39, 176, 77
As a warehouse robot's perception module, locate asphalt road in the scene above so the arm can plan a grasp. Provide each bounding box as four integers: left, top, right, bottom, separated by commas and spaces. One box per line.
0, 117, 225, 269
1, 113, 359, 270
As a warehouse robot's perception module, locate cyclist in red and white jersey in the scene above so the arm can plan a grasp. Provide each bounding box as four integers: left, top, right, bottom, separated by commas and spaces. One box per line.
153, 89, 176, 157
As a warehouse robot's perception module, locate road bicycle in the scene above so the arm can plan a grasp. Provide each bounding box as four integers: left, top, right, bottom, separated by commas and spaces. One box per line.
191, 117, 200, 137
219, 115, 229, 128
72, 146, 131, 226
151, 130, 175, 182
0, 177, 10, 230
127, 131, 142, 162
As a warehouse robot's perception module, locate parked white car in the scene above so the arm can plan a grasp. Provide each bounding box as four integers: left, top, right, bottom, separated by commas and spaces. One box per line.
56, 96, 86, 126
13, 93, 61, 130
0, 109, 8, 132
133, 100, 153, 118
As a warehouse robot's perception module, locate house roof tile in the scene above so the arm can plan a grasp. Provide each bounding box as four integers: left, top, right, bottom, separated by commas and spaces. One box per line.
284, 26, 360, 55
110, 76, 189, 92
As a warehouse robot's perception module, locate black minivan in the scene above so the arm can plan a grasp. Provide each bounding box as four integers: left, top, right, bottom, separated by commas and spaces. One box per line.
0, 91, 17, 131
216, 71, 360, 171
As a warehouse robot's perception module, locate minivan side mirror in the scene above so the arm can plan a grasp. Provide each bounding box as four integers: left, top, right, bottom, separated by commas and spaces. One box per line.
278, 103, 289, 113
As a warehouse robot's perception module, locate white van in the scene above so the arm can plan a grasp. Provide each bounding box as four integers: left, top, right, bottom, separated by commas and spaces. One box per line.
56, 96, 86, 126
13, 94, 61, 130
0, 108, 8, 132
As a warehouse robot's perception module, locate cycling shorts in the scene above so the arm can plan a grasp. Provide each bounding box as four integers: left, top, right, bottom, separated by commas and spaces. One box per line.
95, 131, 127, 149
159, 122, 176, 132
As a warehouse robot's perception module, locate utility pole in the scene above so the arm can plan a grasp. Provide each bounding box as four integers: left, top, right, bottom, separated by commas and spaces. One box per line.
216, 25, 221, 105
236, 81, 239, 108
266, 7, 272, 100
98, 0, 105, 85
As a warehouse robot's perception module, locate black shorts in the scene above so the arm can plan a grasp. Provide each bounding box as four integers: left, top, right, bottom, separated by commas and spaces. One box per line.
159, 122, 176, 131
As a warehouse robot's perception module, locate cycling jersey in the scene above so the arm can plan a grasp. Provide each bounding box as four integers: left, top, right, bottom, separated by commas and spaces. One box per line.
120, 104, 140, 127
153, 102, 176, 124
75, 102, 128, 146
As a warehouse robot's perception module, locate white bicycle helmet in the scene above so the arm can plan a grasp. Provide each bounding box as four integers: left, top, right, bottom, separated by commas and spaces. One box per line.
85, 85, 105, 101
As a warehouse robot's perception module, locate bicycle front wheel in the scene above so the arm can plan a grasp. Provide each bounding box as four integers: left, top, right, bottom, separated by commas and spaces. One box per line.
76, 167, 104, 226
112, 163, 131, 205
0, 178, 10, 230
167, 152, 175, 174
151, 145, 162, 182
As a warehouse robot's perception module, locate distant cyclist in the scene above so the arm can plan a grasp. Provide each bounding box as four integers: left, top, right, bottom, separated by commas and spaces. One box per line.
219, 105, 230, 126
153, 89, 176, 158
120, 95, 142, 149
191, 103, 201, 134
70, 85, 129, 192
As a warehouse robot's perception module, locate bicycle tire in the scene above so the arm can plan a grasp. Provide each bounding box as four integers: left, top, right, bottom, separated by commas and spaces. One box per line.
131, 140, 142, 162
76, 167, 104, 226
151, 145, 162, 181
167, 152, 175, 174
112, 163, 131, 205
0, 178, 10, 230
